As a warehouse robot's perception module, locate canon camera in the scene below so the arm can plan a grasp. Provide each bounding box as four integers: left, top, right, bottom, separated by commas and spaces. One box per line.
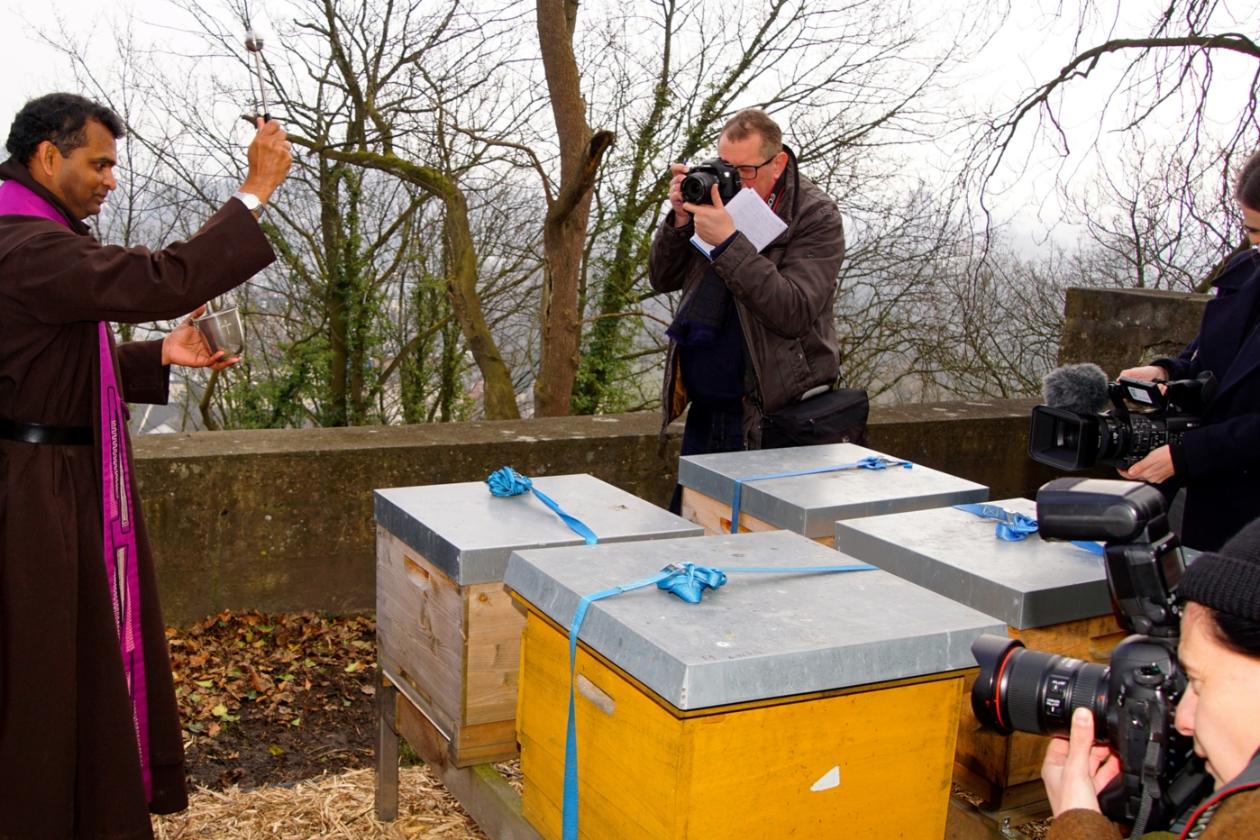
680, 159, 742, 205
970, 478, 1212, 832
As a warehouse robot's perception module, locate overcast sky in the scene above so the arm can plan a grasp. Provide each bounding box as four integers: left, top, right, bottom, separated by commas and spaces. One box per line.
1, 0, 1255, 241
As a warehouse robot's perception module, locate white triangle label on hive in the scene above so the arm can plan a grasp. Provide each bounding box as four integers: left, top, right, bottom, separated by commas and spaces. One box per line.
810, 765, 841, 792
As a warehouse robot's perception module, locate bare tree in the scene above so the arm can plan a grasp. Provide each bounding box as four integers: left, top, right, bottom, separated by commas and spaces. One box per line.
978, 0, 1259, 261
1065, 140, 1242, 294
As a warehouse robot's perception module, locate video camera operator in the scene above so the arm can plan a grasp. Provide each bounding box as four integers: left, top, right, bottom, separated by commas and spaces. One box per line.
1042, 517, 1260, 839
649, 108, 846, 483
1117, 151, 1260, 552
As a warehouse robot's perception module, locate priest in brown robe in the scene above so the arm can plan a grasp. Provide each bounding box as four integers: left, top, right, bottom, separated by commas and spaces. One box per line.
0, 93, 291, 838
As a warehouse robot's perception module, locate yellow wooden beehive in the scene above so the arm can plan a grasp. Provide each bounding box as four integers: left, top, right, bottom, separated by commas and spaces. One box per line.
504, 531, 1007, 839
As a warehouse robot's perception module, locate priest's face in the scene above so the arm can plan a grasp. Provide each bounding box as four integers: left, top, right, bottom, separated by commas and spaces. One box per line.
40, 118, 118, 220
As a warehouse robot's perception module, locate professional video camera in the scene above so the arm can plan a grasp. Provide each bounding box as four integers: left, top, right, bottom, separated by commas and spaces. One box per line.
970, 478, 1213, 833
680, 159, 742, 205
1028, 363, 1216, 471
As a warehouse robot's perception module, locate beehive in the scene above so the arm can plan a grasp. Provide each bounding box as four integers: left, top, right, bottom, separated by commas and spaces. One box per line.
677, 442, 988, 542
504, 531, 1005, 839
834, 498, 1120, 806
374, 474, 702, 766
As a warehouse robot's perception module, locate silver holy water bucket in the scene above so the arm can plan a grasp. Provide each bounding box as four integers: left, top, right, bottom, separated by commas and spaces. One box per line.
194, 306, 246, 357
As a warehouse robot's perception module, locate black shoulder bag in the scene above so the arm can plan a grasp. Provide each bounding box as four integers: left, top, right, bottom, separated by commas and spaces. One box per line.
760, 386, 869, 449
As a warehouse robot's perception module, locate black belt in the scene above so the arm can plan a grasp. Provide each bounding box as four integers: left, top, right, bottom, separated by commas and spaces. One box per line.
0, 417, 93, 446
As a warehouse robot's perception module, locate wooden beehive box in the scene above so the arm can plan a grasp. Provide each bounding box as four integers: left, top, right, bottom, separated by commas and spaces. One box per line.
374, 474, 702, 767
504, 531, 1006, 839
834, 498, 1122, 807
677, 443, 988, 543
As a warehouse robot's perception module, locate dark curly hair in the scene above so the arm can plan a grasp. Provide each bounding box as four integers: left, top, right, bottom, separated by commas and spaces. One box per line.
5, 93, 124, 164
1237, 149, 1260, 212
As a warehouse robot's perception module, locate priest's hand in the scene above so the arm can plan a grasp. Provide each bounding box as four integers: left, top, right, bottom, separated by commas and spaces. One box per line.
162, 306, 240, 370
238, 117, 293, 206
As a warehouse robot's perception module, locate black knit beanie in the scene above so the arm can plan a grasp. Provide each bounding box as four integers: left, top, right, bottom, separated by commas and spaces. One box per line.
1179, 517, 1260, 621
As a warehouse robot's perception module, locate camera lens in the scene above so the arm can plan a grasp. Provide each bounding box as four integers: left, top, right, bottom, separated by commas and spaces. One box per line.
681, 171, 717, 204
971, 634, 1108, 737
1028, 407, 1103, 470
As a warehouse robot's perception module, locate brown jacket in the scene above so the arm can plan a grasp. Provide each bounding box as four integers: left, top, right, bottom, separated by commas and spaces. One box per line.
0, 159, 275, 838
649, 151, 844, 447
1047, 749, 1260, 840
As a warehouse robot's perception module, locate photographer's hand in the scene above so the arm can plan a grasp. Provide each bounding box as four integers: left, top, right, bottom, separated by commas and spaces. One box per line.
667, 163, 692, 228
1119, 445, 1175, 484
1119, 365, 1169, 382
683, 184, 737, 247
1043, 707, 1121, 817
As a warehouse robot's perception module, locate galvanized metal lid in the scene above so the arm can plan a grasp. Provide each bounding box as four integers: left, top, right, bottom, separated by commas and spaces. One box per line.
374, 474, 703, 585
834, 498, 1112, 629
504, 530, 1004, 710
677, 443, 988, 538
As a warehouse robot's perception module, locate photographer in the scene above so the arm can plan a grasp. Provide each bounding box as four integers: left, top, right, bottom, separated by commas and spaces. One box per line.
1118, 151, 1260, 551
1042, 518, 1260, 839
649, 108, 844, 464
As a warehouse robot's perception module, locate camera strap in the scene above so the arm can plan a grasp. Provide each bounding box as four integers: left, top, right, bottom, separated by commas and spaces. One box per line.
558, 559, 876, 840
954, 503, 1105, 555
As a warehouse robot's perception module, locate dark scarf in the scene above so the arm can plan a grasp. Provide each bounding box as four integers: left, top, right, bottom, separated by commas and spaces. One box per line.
667, 266, 732, 347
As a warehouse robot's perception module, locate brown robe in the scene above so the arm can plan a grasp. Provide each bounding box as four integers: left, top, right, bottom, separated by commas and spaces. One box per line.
0, 160, 274, 839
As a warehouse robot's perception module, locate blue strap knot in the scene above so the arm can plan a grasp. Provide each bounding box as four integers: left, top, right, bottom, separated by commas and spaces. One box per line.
953, 503, 1103, 555
656, 562, 728, 603
486, 466, 599, 545
729, 454, 913, 533
486, 465, 533, 497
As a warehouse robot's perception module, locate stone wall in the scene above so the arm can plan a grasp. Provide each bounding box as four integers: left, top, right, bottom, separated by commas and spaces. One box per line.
137, 401, 1058, 624
1058, 286, 1208, 376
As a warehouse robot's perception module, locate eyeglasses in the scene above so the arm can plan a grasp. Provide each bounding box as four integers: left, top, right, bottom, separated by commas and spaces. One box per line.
721, 154, 778, 181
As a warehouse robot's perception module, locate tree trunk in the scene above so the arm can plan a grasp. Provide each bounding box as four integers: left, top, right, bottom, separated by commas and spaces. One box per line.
320, 161, 350, 426
534, 0, 613, 416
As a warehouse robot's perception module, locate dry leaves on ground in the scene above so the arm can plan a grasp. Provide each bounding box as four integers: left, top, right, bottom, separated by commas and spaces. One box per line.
167, 610, 378, 788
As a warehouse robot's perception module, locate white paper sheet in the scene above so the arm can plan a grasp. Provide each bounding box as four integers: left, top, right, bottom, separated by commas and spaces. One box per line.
690, 188, 788, 257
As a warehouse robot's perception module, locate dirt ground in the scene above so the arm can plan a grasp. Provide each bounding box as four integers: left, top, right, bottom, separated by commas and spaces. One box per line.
169, 610, 380, 789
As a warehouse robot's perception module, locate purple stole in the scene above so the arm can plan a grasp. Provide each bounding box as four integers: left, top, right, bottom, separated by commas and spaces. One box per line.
0, 179, 153, 800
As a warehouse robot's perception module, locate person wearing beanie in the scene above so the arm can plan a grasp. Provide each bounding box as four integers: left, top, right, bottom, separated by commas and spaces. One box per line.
1041, 516, 1260, 840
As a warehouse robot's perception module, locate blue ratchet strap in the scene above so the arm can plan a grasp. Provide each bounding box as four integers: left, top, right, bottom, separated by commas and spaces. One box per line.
953, 503, 1104, 556
561, 560, 877, 839
729, 455, 913, 534
486, 466, 599, 545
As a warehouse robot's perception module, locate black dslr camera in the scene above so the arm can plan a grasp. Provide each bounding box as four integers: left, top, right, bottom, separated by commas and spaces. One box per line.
680, 159, 742, 205
1029, 370, 1216, 471
971, 478, 1212, 832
